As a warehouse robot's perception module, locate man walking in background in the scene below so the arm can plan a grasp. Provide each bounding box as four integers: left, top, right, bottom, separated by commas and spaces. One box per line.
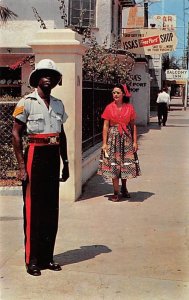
156, 87, 170, 126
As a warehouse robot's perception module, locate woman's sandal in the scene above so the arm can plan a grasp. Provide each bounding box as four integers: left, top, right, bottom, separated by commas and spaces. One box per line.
109, 194, 120, 202
121, 187, 131, 198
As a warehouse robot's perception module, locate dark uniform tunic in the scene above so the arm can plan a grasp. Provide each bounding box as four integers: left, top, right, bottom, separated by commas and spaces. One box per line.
13, 90, 68, 265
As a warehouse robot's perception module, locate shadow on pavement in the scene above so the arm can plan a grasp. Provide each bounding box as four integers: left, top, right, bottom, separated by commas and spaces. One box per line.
127, 191, 155, 202
104, 191, 155, 202
80, 175, 154, 202
168, 114, 185, 116
170, 108, 183, 111
138, 103, 186, 135
54, 245, 112, 266
79, 175, 113, 200
138, 123, 162, 137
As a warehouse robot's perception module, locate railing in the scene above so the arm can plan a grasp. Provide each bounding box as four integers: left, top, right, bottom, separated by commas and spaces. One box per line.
0, 101, 20, 186
82, 81, 113, 152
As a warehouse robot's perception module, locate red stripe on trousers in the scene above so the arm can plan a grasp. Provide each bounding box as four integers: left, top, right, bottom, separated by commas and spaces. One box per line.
25, 145, 35, 264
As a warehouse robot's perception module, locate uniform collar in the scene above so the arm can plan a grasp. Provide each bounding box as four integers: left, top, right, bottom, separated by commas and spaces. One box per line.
25, 90, 58, 102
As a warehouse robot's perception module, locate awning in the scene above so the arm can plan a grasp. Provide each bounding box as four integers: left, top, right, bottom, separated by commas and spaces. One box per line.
165, 80, 188, 85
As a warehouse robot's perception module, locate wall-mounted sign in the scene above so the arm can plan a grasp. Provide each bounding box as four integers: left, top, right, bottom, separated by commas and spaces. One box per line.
121, 29, 177, 55
165, 69, 188, 80
128, 74, 147, 93
152, 15, 176, 31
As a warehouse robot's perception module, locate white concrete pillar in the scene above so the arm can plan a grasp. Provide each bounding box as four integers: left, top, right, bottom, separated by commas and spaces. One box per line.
130, 61, 150, 126
28, 29, 86, 201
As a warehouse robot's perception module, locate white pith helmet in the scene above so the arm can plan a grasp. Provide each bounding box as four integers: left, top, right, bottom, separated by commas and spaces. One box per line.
29, 59, 62, 88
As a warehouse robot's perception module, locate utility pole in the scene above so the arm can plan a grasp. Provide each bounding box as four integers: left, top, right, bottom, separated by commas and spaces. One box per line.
187, 22, 189, 70
144, 0, 148, 28
184, 1, 188, 110
144, 1, 162, 29
184, 0, 186, 68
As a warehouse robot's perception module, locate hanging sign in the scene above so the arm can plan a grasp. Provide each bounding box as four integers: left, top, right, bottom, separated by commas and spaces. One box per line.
121, 29, 177, 55
165, 69, 188, 80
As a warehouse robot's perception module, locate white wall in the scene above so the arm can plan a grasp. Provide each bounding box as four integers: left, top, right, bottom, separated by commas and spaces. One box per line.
82, 144, 101, 185
0, 20, 55, 48
92, 0, 121, 46
0, 0, 119, 48
95, 0, 112, 45
129, 61, 150, 126
0, 0, 64, 28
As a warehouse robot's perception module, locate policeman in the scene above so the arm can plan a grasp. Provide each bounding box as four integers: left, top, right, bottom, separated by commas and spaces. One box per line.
12, 59, 69, 276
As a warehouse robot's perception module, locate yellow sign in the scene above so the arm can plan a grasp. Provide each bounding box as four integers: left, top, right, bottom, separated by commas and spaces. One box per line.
121, 29, 177, 55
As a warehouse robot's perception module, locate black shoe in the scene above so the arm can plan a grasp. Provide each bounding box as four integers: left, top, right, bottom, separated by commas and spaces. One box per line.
121, 187, 131, 198
48, 261, 62, 271
163, 123, 166, 126
40, 261, 62, 271
26, 263, 41, 276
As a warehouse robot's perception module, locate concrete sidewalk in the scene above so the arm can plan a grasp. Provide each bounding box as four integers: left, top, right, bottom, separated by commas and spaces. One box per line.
1, 97, 189, 300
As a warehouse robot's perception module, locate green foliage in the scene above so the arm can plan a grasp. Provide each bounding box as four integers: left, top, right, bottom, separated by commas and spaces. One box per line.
82, 33, 135, 84
162, 54, 182, 71
32, 7, 47, 29
0, 144, 18, 179
0, 5, 17, 23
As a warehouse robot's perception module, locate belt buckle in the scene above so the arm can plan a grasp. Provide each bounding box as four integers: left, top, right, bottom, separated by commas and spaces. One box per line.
48, 136, 57, 144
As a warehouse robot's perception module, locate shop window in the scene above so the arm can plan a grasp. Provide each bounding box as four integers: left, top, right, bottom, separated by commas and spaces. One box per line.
69, 0, 96, 28
0, 67, 21, 98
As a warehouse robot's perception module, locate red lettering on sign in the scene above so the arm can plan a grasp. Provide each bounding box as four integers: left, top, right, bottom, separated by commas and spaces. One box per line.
139, 36, 160, 47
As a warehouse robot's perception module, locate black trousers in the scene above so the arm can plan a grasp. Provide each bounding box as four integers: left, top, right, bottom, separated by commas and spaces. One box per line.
22, 144, 60, 265
157, 103, 168, 125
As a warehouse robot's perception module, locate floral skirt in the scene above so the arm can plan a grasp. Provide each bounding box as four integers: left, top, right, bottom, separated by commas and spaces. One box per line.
97, 125, 141, 180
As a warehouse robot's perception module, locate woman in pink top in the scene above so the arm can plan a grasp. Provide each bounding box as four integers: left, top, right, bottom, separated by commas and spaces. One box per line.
98, 84, 141, 202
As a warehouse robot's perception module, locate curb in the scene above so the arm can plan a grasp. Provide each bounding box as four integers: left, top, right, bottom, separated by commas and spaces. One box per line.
0, 186, 22, 196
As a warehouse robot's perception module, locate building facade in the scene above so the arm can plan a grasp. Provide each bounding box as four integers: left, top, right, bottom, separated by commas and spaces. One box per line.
0, 0, 136, 98
1, 0, 139, 197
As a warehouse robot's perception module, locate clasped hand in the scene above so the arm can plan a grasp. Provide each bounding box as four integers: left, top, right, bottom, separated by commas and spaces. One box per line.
60, 163, 69, 182
102, 143, 108, 152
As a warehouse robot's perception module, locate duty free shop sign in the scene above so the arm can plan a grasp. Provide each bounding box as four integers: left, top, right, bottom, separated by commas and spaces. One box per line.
121, 29, 177, 55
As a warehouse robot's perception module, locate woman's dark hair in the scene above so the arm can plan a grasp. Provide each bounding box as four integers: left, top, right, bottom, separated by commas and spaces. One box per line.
112, 83, 130, 103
